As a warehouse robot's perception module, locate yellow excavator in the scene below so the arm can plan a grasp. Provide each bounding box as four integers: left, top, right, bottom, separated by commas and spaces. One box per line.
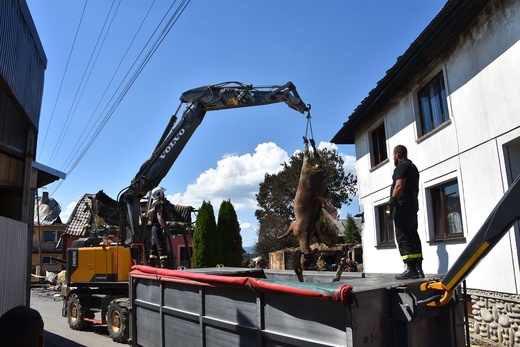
62, 81, 311, 342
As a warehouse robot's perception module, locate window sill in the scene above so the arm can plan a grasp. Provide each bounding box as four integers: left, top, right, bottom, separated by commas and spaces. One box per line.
376, 243, 396, 250
416, 119, 452, 144
428, 237, 466, 245
370, 158, 389, 173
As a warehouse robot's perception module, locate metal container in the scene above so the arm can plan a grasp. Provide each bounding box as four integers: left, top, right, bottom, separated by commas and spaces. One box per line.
129, 267, 466, 347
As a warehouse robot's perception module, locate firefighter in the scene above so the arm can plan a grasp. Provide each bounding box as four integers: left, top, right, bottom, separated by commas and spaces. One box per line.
386, 145, 423, 280
149, 187, 171, 268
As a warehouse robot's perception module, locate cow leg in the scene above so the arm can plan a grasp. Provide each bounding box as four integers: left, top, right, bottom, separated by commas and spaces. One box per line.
294, 251, 312, 283
294, 250, 304, 282
333, 257, 347, 282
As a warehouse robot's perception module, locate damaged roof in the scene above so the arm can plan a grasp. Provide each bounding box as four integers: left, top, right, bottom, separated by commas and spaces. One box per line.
331, 0, 489, 144
64, 191, 120, 236
64, 190, 195, 236
34, 194, 62, 226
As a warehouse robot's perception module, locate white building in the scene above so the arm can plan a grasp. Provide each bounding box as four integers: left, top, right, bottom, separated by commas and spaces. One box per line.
332, 0, 520, 345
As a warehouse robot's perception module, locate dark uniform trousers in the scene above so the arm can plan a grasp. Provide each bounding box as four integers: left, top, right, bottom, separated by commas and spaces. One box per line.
394, 201, 422, 262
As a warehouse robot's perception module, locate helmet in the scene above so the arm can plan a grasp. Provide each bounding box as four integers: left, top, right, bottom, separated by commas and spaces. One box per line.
151, 187, 165, 200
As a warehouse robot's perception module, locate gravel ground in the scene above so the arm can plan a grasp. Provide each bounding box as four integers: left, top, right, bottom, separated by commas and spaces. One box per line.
30, 286, 125, 347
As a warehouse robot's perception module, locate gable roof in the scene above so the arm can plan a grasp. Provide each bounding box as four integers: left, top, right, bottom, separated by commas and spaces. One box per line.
331, 0, 489, 145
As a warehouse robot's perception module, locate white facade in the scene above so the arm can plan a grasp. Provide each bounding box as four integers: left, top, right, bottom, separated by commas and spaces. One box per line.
343, 0, 520, 294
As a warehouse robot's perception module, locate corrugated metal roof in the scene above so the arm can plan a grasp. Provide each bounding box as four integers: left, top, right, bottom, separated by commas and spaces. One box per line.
170, 204, 194, 224
34, 195, 62, 226
0, 0, 47, 128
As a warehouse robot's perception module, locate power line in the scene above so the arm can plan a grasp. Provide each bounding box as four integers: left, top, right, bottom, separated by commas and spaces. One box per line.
49, 0, 191, 195
38, 0, 89, 160
60, 0, 157, 173
48, 0, 121, 166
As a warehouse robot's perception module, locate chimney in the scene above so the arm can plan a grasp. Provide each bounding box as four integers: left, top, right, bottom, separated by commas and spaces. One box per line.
42, 191, 49, 204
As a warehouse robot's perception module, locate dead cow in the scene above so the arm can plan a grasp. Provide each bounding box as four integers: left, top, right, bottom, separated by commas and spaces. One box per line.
279, 137, 331, 282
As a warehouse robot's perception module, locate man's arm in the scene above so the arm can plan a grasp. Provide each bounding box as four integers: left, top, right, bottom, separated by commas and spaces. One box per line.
157, 208, 166, 228
392, 178, 407, 198
386, 177, 407, 219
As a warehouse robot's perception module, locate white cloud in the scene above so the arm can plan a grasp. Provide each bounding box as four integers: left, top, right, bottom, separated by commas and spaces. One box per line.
159, 140, 358, 248
317, 141, 357, 174
240, 222, 252, 230
60, 201, 77, 223
341, 153, 357, 174
167, 142, 289, 211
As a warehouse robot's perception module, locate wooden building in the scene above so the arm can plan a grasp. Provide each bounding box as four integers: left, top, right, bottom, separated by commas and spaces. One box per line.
0, 0, 65, 315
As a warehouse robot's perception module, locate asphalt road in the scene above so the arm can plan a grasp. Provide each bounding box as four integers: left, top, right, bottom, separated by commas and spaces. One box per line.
30, 287, 126, 347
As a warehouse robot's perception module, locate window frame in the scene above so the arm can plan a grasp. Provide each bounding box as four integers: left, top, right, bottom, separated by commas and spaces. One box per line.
376, 204, 395, 248
42, 229, 62, 243
416, 71, 450, 136
369, 122, 388, 169
428, 179, 465, 242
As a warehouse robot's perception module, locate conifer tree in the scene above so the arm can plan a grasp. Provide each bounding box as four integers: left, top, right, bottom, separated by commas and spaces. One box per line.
344, 213, 361, 244
218, 200, 244, 266
192, 201, 219, 268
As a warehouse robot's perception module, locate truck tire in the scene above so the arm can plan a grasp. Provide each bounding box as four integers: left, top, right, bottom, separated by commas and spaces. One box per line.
107, 299, 129, 343
67, 294, 93, 330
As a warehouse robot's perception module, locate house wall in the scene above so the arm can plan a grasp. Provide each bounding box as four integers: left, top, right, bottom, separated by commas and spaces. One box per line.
356, 0, 520, 294
31, 224, 66, 276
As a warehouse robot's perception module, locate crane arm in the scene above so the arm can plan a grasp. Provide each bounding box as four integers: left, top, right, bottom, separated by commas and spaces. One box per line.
119, 81, 310, 241
421, 175, 520, 307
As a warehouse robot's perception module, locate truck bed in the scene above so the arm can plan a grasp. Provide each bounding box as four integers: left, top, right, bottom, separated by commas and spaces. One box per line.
129, 266, 466, 347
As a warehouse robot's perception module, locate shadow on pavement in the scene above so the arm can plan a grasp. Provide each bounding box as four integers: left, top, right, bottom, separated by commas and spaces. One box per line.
44, 331, 86, 347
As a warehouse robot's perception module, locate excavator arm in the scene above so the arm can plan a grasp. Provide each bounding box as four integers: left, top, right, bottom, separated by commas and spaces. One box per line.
421, 175, 520, 307
118, 81, 310, 241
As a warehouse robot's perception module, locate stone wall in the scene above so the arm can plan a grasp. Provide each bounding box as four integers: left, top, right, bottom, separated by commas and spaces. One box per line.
469, 289, 520, 346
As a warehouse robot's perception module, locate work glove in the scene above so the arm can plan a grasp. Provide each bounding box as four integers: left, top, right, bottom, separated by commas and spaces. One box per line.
385, 197, 398, 220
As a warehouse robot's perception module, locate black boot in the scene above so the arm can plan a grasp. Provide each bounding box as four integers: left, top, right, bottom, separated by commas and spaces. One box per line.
416, 260, 425, 278
395, 261, 419, 280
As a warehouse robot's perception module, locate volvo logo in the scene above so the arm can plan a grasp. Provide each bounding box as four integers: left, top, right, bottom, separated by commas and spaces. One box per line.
160, 129, 185, 158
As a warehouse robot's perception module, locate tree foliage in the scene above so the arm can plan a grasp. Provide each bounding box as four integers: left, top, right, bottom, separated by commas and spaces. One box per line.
343, 213, 361, 244
192, 201, 219, 268
254, 146, 357, 260
217, 200, 244, 267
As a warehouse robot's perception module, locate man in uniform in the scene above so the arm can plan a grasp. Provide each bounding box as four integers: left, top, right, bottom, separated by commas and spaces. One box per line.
386, 145, 423, 279
149, 187, 171, 268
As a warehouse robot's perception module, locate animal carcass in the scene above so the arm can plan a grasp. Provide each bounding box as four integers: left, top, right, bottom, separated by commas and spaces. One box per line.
279, 137, 338, 282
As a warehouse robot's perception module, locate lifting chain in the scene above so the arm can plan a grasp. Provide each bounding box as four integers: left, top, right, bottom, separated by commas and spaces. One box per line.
305, 111, 315, 143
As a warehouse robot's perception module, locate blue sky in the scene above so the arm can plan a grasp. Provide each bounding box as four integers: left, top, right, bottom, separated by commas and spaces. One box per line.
27, 0, 447, 247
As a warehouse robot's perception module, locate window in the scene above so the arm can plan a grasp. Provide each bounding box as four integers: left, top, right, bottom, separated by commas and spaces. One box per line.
43, 230, 61, 242
430, 180, 464, 241
370, 123, 387, 167
42, 256, 56, 264
418, 73, 449, 135
377, 204, 395, 247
